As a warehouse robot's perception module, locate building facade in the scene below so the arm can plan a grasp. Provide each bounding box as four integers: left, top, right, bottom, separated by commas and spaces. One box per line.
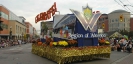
25, 22, 34, 39
9, 20, 26, 40
0, 4, 27, 40
33, 27, 37, 38
0, 4, 9, 39
130, 18, 133, 31
108, 10, 130, 32
97, 14, 108, 32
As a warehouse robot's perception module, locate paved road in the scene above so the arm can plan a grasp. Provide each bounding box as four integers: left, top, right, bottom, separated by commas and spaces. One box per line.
0, 44, 130, 64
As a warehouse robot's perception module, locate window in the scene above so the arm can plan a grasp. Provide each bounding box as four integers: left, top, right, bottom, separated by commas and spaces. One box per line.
20, 27, 21, 33
112, 19, 114, 22
0, 12, 1, 16
102, 18, 104, 21
16, 25, 17, 33
105, 17, 108, 19
1, 23, 8, 29
6, 25, 8, 29
0, 11, 8, 20
18, 26, 19, 33
116, 19, 118, 22
110, 19, 111, 23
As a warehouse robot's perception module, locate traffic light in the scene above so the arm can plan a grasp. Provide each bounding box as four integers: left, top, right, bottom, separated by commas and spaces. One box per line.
0, 20, 3, 31
102, 23, 105, 29
120, 15, 123, 22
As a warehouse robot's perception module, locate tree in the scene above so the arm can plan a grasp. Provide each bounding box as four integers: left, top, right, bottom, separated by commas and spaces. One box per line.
23, 34, 27, 40
35, 34, 40, 38
42, 23, 48, 35
26, 34, 30, 39
128, 31, 133, 38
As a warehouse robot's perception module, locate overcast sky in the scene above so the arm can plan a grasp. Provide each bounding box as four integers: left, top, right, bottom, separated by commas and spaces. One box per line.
0, 0, 133, 31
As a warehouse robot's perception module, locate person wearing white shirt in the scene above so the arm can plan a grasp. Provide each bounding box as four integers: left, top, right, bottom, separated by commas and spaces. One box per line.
18, 40, 21, 47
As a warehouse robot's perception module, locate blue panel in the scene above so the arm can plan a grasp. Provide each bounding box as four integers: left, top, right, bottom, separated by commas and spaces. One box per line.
75, 18, 98, 47
53, 37, 60, 42
93, 38, 98, 46
83, 38, 93, 46
77, 38, 83, 47
41, 38, 45, 43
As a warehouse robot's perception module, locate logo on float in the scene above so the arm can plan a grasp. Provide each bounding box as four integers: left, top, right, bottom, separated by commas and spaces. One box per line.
70, 5, 101, 32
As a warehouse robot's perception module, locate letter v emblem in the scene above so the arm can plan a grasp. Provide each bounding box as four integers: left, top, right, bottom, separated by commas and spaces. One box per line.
70, 9, 101, 32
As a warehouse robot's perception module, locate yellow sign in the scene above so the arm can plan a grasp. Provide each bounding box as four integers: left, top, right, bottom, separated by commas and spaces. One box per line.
83, 7, 92, 21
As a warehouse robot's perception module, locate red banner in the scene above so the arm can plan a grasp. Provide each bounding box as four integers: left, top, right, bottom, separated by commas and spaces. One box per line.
35, 2, 57, 23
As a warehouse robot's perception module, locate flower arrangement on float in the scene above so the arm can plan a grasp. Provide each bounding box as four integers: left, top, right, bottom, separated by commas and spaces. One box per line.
31, 37, 111, 64
98, 38, 110, 46
67, 40, 77, 47
50, 41, 68, 47
31, 43, 111, 64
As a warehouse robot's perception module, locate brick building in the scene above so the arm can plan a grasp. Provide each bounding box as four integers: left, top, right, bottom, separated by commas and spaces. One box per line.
97, 14, 109, 32
25, 22, 34, 39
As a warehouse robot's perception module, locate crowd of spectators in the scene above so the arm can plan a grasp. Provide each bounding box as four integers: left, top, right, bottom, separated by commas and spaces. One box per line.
0, 39, 28, 48
110, 37, 133, 53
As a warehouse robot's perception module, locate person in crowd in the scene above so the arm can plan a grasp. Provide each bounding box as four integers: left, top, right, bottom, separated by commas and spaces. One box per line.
126, 41, 132, 53
18, 39, 22, 47
116, 43, 122, 51
13, 40, 16, 46
118, 38, 126, 52
122, 38, 128, 52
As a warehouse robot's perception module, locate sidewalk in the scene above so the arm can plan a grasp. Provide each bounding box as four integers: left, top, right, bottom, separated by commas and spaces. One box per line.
112, 53, 133, 64
0, 43, 30, 49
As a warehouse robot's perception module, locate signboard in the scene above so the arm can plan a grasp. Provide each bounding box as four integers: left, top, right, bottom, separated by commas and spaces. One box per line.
35, 2, 57, 23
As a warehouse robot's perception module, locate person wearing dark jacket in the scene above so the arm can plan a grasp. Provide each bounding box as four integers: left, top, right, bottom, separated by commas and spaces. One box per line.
126, 41, 132, 53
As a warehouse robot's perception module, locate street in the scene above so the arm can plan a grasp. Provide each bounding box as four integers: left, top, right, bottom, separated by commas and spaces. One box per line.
0, 44, 130, 64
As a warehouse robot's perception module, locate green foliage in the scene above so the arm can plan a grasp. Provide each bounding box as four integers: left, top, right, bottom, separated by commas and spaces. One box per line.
35, 34, 39, 38
119, 30, 133, 38
42, 23, 48, 35
26, 34, 30, 39
49, 32, 52, 38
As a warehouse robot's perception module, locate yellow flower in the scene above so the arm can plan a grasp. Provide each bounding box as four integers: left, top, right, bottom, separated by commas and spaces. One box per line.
58, 41, 68, 46
105, 41, 110, 45
53, 42, 57, 46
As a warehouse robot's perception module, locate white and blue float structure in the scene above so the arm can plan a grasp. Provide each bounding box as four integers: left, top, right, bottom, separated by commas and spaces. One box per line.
52, 7, 106, 47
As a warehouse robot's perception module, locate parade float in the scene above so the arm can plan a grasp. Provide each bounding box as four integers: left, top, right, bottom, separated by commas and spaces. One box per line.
32, 2, 111, 64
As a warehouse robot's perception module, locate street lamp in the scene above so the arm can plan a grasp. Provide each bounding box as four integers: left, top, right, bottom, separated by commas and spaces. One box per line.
9, 26, 12, 40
